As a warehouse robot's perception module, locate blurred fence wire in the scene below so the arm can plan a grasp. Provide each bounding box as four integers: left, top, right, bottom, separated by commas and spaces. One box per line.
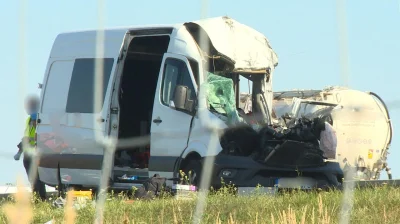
336, 1, 355, 224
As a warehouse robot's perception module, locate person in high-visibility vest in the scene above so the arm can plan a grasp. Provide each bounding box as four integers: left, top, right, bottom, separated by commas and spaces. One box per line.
14, 95, 46, 201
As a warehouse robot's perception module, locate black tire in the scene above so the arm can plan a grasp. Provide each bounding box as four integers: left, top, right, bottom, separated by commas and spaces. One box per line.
182, 160, 202, 187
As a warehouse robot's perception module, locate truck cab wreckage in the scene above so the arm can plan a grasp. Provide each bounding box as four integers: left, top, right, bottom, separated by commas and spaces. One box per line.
214, 86, 344, 190
269, 87, 393, 181
183, 22, 345, 190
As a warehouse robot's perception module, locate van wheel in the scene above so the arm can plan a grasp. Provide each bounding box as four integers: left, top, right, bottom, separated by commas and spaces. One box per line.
182, 160, 202, 187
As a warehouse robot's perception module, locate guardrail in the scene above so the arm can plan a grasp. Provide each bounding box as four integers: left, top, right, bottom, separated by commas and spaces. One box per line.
344, 179, 400, 188
0, 179, 399, 199
0, 191, 58, 200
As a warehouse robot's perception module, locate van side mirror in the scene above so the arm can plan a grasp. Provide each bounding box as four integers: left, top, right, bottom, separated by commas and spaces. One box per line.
173, 85, 196, 114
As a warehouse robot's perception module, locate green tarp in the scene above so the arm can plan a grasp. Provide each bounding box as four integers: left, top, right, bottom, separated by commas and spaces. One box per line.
201, 72, 242, 125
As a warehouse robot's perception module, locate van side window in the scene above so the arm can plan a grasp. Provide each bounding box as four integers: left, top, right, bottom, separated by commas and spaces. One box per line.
42, 60, 74, 113
66, 58, 114, 113
161, 58, 196, 108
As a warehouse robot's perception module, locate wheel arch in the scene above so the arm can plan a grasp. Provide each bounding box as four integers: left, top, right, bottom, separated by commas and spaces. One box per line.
180, 151, 202, 170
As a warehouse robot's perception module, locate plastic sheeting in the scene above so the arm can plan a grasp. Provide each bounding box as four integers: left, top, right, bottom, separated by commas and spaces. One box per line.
319, 122, 337, 159
190, 16, 278, 73
202, 72, 242, 125
239, 93, 252, 114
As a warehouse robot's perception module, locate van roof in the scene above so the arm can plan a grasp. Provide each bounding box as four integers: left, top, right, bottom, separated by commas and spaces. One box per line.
57, 24, 178, 36
54, 16, 279, 73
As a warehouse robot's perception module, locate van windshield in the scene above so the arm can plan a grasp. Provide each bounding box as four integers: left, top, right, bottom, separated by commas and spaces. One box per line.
202, 72, 242, 125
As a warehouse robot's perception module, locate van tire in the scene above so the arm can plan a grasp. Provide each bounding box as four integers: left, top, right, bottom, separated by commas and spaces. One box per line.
182, 160, 202, 187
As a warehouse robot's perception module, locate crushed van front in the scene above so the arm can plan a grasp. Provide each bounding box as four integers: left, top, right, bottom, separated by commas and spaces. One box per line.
183, 16, 343, 190
197, 72, 343, 190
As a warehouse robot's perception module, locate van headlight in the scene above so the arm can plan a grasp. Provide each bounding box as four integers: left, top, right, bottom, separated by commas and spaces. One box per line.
220, 169, 237, 178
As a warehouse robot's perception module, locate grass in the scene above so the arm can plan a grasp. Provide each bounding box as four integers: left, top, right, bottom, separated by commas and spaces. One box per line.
0, 183, 400, 224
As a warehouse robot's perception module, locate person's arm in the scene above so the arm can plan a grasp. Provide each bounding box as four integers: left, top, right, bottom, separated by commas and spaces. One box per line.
15, 118, 30, 160
17, 141, 23, 153
14, 141, 23, 160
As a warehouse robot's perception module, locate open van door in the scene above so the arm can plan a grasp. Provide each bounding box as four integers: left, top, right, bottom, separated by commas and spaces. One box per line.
37, 30, 129, 188
148, 53, 199, 180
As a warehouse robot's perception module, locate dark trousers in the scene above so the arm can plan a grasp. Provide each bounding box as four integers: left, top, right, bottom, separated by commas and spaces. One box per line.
23, 156, 47, 201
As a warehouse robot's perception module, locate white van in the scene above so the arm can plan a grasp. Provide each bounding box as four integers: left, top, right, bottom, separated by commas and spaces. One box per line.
36, 16, 343, 191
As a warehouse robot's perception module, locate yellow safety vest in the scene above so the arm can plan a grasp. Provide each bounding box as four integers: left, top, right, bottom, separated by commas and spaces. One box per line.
23, 117, 36, 154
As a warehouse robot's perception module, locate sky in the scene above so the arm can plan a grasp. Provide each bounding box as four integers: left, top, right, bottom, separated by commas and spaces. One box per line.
0, 0, 399, 185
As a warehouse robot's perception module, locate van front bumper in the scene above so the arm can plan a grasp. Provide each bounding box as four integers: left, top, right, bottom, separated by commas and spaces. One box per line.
202, 154, 343, 190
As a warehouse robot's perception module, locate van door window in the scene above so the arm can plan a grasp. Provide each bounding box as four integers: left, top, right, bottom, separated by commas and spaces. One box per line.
161, 58, 196, 109
66, 58, 114, 113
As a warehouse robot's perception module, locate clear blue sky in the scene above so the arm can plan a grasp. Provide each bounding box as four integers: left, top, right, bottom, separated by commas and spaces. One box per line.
0, 0, 399, 184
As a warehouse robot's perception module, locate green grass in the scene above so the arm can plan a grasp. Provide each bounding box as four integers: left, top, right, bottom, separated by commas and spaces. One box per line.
1, 186, 400, 224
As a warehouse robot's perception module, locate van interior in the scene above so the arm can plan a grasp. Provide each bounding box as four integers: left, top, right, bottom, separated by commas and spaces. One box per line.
113, 35, 170, 183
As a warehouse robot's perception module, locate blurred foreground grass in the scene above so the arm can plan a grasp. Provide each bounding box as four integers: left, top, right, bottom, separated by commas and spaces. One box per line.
0, 186, 399, 224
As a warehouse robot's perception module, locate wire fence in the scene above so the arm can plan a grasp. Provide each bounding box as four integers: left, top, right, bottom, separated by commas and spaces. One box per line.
6, 0, 400, 223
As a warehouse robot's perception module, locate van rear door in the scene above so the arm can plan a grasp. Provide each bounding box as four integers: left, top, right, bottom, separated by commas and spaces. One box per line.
37, 30, 128, 187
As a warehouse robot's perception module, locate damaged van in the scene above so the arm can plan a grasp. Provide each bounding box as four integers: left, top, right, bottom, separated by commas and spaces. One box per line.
36, 16, 343, 192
